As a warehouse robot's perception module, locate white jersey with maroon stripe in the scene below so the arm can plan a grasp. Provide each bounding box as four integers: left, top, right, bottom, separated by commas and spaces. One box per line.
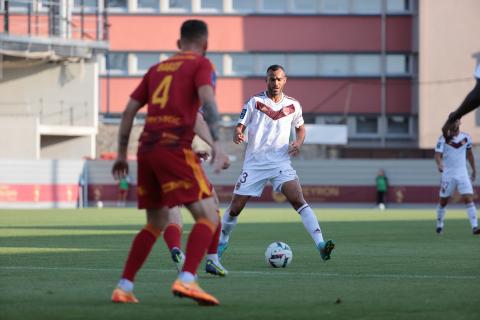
435, 132, 472, 177
237, 91, 304, 169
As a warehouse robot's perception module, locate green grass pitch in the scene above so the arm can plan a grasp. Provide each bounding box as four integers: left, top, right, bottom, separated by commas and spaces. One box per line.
1, 207, 479, 320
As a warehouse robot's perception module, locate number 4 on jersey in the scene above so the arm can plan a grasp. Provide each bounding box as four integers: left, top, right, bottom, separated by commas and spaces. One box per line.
152, 75, 173, 109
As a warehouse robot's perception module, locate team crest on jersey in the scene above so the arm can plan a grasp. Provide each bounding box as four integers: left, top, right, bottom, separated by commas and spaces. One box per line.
239, 108, 247, 119
447, 137, 468, 149
255, 102, 295, 120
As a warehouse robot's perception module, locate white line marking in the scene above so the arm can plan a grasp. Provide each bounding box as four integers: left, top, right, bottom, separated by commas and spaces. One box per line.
0, 266, 477, 280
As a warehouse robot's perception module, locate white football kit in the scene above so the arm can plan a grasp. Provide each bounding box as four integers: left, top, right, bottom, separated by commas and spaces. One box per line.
435, 132, 473, 197
234, 91, 304, 196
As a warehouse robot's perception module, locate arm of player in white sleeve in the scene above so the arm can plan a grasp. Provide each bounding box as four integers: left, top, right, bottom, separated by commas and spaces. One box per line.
238, 97, 254, 126
435, 136, 445, 153
466, 133, 473, 149
292, 102, 305, 128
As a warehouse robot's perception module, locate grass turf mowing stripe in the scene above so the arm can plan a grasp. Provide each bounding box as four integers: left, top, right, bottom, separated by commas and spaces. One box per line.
1, 265, 478, 280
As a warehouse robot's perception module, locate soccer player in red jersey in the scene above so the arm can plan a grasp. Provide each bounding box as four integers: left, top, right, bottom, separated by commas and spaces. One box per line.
111, 19, 228, 306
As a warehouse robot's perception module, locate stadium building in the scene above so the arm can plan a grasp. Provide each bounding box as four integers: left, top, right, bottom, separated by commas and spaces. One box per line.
1, 0, 480, 207
98, 0, 419, 158
0, 0, 108, 159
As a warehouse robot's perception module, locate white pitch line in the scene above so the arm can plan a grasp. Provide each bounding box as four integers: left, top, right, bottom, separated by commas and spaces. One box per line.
0, 265, 478, 280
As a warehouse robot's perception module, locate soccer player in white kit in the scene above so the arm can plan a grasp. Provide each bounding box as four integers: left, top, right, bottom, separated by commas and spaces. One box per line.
218, 65, 335, 260
434, 119, 480, 235
442, 64, 480, 135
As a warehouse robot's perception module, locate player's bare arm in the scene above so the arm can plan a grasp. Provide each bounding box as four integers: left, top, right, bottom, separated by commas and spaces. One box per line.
448, 80, 480, 123
467, 148, 476, 181
198, 85, 220, 140
443, 80, 480, 140
112, 98, 143, 180
434, 152, 444, 173
288, 125, 306, 157
233, 124, 246, 144
197, 84, 230, 172
194, 112, 215, 150
194, 112, 230, 172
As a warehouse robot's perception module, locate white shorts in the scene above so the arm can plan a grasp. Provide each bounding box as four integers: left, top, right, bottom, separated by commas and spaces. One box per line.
439, 175, 473, 198
233, 165, 298, 197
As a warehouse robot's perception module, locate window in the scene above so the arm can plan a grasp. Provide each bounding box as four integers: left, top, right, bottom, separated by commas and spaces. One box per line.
9, 0, 32, 11
321, 116, 347, 125
166, 0, 190, 11
207, 53, 224, 76
257, 54, 287, 75
321, 0, 349, 14
319, 55, 349, 76
200, 0, 222, 11
387, 55, 407, 75
73, 0, 97, 11
353, 55, 380, 76
387, 0, 410, 13
138, 0, 159, 10
387, 116, 409, 134
232, 0, 256, 12
106, 53, 128, 75
230, 54, 255, 76
136, 53, 160, 73
292, 0, 317, 13
288, 54, 317, 76
261, 0, 288, 12
352, 0, 381, 14
107, 0, 128, 10
356, 116, 378, 134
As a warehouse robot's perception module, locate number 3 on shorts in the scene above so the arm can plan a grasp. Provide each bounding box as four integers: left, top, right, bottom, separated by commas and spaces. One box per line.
240, 171, 248, 183
152, 75, 173, 109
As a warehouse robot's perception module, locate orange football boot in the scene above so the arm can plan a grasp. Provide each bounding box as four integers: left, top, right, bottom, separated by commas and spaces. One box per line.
171, 279, 219, 306
111, 287, 139, 303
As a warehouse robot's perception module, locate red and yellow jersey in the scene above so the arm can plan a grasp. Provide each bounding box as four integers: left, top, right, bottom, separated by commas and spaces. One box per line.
130, 51, 216, 150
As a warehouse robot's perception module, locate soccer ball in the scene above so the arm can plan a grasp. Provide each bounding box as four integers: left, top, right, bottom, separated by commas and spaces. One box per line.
265, 242, 293, 268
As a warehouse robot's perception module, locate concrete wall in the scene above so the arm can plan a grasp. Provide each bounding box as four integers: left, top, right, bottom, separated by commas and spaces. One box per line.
1, 60, 97, 126
418, 0, 480, 148
41, 135, 94, 159
0, 59, 99, 158
85, 159, 480, 205
0, 115, 38, 158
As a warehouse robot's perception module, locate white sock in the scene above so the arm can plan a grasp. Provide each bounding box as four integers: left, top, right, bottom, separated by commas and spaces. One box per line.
179, 271, 195, 283
118, 279, 134, 292
297, 204, 324, 246
206, 254, 219, 263
465, 202, 478, 229
436, 205, 446, 229
219, 207, 238, 243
